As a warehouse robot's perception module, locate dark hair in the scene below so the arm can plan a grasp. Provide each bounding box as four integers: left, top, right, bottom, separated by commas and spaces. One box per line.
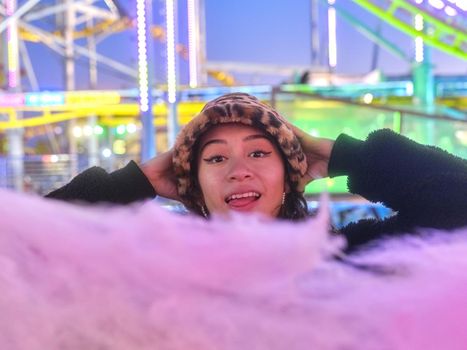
187, 127, 309, 220
278, 176, 309, 220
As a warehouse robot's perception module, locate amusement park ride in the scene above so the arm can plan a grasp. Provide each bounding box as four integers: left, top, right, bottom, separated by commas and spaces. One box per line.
0, 0, 466, 195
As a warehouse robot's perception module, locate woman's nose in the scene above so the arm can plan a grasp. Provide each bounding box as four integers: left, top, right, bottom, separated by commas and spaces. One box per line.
227, 158, 253, 181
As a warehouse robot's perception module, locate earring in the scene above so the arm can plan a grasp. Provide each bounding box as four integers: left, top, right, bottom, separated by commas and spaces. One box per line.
201, 205, 209, 218
281, 192, 286, 206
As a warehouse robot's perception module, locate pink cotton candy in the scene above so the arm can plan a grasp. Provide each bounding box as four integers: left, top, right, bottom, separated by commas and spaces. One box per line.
1, 188, 467, 350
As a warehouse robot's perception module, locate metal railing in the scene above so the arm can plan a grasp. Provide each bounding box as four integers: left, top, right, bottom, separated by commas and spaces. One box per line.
0, 154, 135, 195
1, 89, 465, 196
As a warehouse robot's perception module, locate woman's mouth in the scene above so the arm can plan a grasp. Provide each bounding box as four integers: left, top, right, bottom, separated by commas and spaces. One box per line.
225, 192, 261, 210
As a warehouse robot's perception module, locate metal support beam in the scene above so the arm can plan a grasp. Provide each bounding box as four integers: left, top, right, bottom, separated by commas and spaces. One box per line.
64, 0, 78, 176
0, 0, 40, 35
73, 3, 119, 21
18, 39, 38, 89
139, 0, 156, 161
310, 0, 321, 66
4, 0, 24, 191
19, 21, 137, 77
22, 3, 68, 22
197, 0, 207, 86
86, 1, 99, 167
330, 0, 409, 62
166, 0, 179, 147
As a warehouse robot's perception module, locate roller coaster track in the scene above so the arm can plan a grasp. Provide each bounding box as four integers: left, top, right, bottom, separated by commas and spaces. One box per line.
353, 0, 467, 61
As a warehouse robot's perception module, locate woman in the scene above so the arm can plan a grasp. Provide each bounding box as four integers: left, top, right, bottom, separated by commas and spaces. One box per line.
47, 93, 467, 251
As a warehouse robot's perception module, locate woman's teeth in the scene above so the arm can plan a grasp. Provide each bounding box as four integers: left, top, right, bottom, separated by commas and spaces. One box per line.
226, 192, 260, 203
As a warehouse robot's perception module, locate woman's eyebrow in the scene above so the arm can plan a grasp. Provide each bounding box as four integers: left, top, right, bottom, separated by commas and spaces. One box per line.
243, 134, 270, 142
200, 139, 226, 153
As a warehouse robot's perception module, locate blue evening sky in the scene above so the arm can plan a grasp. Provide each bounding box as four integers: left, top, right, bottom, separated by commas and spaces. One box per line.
23, 0, 466, 91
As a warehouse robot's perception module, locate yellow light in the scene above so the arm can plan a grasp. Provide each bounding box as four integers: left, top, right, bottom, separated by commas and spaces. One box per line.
66, 91, 121, 105
113, 140, 127, 155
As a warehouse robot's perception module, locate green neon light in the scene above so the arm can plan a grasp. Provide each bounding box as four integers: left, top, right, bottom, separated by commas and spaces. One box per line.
353, 0, 467, 61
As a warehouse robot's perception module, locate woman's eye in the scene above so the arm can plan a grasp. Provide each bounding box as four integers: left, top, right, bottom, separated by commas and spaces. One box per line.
249, 150, 271, 158
203, 155, 225, 164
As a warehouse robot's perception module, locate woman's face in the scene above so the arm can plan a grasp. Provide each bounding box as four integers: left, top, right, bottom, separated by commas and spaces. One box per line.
197, 123, 286, 217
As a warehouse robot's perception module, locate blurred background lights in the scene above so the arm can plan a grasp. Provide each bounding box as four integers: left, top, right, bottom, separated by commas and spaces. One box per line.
187, 0, 198, 88
455, 130, 467, 145
116, 125, 126, 135
327, 0, 337, 68
444, 6, 457, 15
50, 155, 59, 163
428, 0, 445, 9
363, 93, 374, 104
93, 125, 104, 135
406, 82, 414, 95
308, 129, 320, 137
72, 126, 83, 138
113, 140, 127, 155
126, 123, 137, 134
83, 126, 93, 137
166, 0, 178, 103
102, 148, 112, 158
414, 14, 424, 63
137, 0, 150, 112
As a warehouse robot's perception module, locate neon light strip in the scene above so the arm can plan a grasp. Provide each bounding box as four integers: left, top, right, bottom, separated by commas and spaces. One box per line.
414, 14, 424, 62
444, 5, 458, 15
166, 0, 177, 103
137, 0, 149, 112
187, 0, 198, 88
328, 6, 337, 68
455, 0, 467, 11
6, 0, 18, 89
428, 0, 445, 9
0, 93, 23, 107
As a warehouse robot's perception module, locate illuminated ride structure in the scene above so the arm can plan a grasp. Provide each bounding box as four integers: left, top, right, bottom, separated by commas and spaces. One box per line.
0, 0, 466, 197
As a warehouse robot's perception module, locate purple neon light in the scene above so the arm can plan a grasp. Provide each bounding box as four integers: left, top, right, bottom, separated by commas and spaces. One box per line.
0, 94, 24, 107
136, 0, 149, 112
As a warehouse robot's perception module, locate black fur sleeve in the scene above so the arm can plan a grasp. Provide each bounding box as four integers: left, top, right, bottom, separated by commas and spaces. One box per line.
45, 161, 157, 204
329, 129, 467, 248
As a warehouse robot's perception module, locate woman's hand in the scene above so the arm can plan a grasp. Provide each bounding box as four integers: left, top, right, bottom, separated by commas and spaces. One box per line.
139, 149, 180, 201
290, 124, 335, 186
